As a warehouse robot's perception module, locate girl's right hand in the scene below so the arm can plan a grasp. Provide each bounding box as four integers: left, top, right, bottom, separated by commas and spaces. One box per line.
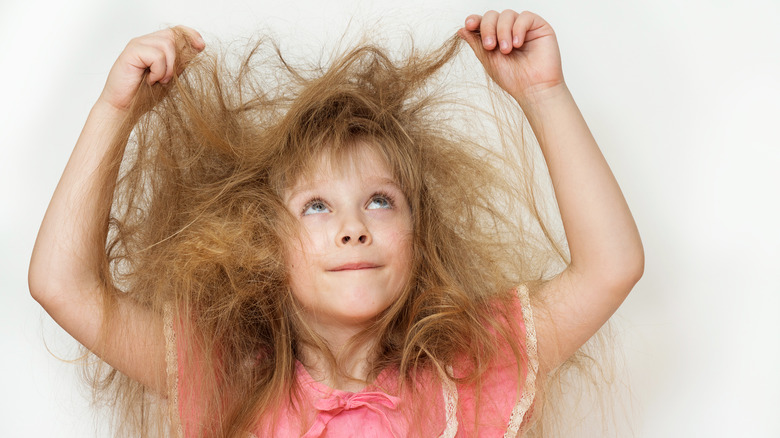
98, 26, 205, 112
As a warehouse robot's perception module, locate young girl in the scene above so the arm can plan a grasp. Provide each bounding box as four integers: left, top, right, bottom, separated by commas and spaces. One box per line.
29, 9, 643, 437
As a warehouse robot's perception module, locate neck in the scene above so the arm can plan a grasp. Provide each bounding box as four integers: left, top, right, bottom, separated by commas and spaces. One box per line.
299, 319, 380, 392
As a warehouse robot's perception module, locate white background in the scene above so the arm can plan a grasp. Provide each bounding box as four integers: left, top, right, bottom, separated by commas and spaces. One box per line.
2, 0, 779, 436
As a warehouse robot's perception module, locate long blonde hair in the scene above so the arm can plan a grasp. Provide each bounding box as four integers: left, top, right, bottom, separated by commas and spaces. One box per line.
83, 27, 598, 437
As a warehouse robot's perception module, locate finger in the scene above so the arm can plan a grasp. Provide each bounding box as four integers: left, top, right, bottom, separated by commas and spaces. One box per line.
123, 32, 173, 85
148, 31, 179, 84
121, 37, 164, 86
136, 46, 170, 85
496, 10, 519, 54
173, 25, 206, 51
164, 31, 182, 83
170, 26, 207, 77
464, 14, 482, 32
150, 27, 204, 83
161, 39, 176, 84
457, 26, 483, 57
480, 10, 499, 50
512, 11, 546, 48
457, 26, 492, 73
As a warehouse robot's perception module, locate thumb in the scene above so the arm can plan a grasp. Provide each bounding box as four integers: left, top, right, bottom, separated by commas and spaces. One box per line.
457, 28, 481, 52
457, 28, 489, 65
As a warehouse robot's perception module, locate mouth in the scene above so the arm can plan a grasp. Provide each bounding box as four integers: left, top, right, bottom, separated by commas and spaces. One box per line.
328, 263, 380, 271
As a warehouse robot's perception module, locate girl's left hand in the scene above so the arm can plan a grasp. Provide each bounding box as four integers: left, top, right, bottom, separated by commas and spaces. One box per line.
458, 10, 564, 103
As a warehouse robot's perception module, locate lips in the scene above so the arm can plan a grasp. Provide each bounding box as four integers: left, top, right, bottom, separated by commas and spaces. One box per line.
328, 262, 380, 271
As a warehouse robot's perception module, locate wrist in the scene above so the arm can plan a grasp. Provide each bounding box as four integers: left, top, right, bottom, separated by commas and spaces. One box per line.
90, 98, 131, 124
512, 82, 583, 144
511, 81, 570, 111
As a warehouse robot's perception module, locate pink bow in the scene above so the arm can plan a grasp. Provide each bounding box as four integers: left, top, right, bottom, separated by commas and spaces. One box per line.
301, 391, 402, 438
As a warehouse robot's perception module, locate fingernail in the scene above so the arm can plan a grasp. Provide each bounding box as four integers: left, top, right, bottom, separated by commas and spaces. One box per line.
484, 36, 494, 46
500, 40, 508, 51
513, 36, 520, 46
466, 18, 474, 25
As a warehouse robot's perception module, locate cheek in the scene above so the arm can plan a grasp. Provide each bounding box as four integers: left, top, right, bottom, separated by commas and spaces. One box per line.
284, 234, 315, 284
285, 246, 314, 307
286, 225, 323, 258
391, 229, 414, 272
284, 229, 329, 285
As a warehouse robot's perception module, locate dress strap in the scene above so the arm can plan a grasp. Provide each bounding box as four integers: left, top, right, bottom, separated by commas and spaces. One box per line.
438, 364, 459, 438
163, 302, 184, 438
503, 284, 539, 437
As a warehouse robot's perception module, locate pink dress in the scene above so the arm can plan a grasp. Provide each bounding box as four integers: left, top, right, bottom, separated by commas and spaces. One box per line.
164, 286, 538, 437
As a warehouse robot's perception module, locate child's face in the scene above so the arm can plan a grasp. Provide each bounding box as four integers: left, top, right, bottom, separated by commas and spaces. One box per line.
283, 145, 413, 329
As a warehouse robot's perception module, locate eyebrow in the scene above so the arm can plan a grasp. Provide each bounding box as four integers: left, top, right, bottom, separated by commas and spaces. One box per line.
285, 177, 402, 203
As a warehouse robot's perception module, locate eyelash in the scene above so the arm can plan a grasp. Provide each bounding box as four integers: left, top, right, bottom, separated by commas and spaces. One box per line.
370, 191, 396, 209
301, 198, 328, 216
300, 192, 396, 216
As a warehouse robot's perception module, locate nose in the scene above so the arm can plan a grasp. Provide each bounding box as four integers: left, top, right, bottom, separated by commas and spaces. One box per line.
337, 212, 372, 246
341, 233, 369, 245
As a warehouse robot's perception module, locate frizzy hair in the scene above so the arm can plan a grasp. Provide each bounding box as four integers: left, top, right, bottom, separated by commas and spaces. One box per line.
83, 27, 586, 437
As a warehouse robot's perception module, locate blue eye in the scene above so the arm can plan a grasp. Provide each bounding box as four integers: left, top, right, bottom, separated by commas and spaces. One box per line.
367, 194, 393, 210
303, 199, 329, 215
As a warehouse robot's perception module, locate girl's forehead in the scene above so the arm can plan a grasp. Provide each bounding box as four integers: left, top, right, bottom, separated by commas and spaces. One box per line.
288, 144, 396, 188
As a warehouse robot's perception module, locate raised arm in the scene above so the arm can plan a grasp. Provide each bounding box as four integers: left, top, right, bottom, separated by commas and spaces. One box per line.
459, 11, 644, 373
28, 27, 205, 393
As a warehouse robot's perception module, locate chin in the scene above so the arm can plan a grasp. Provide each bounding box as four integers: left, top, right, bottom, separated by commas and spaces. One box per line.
333, 301, 392, 324
292, 280, 406, 328
324, 292, 397, 325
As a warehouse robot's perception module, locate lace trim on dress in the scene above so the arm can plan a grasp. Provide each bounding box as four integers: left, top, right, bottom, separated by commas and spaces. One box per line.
503, 284, 538, 438
438, 364, 459, 438
163, 302, 184, 438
